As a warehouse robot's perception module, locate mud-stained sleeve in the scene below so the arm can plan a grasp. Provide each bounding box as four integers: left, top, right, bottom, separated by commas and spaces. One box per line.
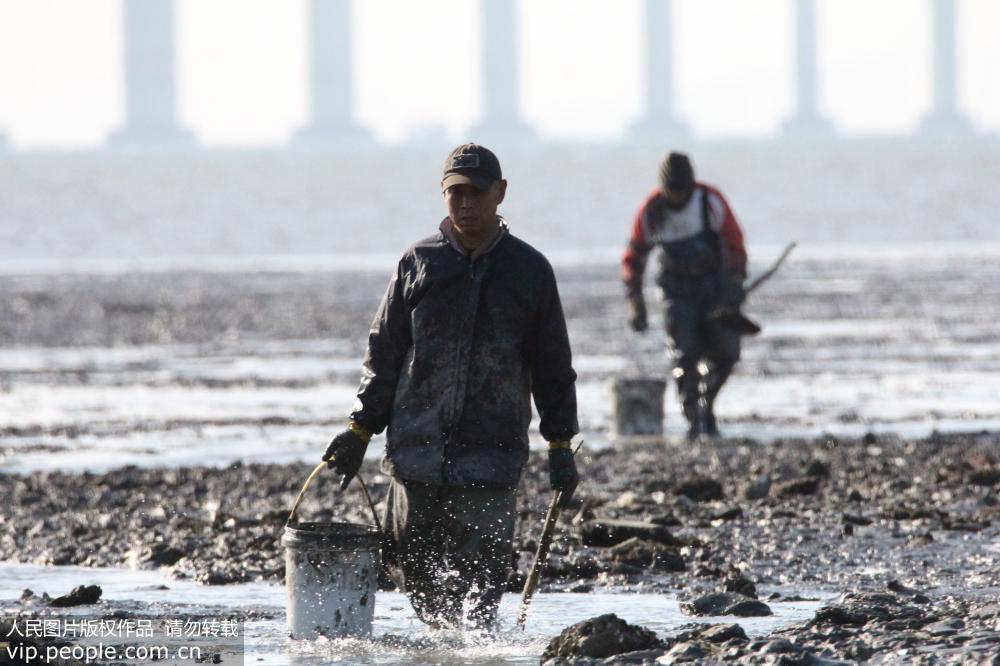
621, 191, 658, 298
349, 257, 413, 434
527, 262, 580, 442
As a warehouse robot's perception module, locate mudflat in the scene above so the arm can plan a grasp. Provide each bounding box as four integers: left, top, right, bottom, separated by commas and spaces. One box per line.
3, 432, 997, 662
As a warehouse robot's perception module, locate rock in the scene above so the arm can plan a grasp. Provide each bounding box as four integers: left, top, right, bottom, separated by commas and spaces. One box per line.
723, 573, 757, 599
697, 623, 748, 644
922, 618, 964, 636
138, 542, 186, 567
602, 648, 666, 663
841, 513, 872, 526
905, 531, 934, 547
581, 519, 679, 548
758, 638, 796, 654
680, 592, 772, 617
19, 589, 34, 601
614, 491, 642, 509
886, 580, 931, 603
609, 538, 686, 572
658, 641, 708, 662
804, 460, 830, 478
49, 584, 102, 607
744, 474, 771, 500
541, 613, 663, 662
710, 506, 743, 521
968, 466, 999, 487
649, 512, 681, 527
675, 477, 724, 502
772, 476, 820, 497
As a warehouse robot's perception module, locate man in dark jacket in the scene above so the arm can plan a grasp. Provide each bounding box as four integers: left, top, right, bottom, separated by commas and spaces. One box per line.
622, 152, 748, 440
322, 143, 580, 630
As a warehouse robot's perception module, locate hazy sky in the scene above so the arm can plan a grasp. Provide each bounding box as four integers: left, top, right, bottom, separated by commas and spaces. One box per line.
0, 0, 997, 147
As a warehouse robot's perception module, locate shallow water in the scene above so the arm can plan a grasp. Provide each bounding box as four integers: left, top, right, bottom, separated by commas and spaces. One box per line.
0, 562, 828, 665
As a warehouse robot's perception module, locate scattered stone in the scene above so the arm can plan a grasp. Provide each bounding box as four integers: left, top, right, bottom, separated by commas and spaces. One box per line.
710, 506, 743, 521
886, 580, 931, 603
696, 623, 748, 644
723, 573, 757, 599
805, 460, 830, 478
49, 584, 102, 607
138, 542, 186, 567
744, 474, 771, 500
772, 476, 820, 497
580, 519, 678, 548
968, 466, 999, 487
905, 531, 934, 546
19, 588, 34, 601
540, 613, 663, 662
680, 592, 772, 617
675, 477, 724, 502
841, 513, 872, 526
660, 641, 708, 661
608, 537, 686, 572
758, 638, 796, 654
923, 618, 964, 636
649, 512, 681, 527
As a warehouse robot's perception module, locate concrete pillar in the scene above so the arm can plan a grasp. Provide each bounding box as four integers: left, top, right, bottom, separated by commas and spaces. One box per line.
631, 0, 688, 140
471, 0, 533, 142
919, 0, 972, 134
782, 0, 833, 136
108, 0, 194, 148
293, 0, 372, 148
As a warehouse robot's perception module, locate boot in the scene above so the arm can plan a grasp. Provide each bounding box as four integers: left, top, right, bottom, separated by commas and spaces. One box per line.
683, 400, 702, 441
704, 402, 719, 438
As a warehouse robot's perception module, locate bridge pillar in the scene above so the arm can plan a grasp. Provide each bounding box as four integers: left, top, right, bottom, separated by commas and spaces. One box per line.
470, 0, 534, 143
631, 0, 687, 141
293, 0, 372, 148
108, 0, 194, 149
919, 0, 972, 134
783, 0, 834, 136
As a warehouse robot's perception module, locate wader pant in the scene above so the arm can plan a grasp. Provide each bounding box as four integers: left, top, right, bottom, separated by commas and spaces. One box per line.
384, 478, 517, 630
663, 277, 741, 436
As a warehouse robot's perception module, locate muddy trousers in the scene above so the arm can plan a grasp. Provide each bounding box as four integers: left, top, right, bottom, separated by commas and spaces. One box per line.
384, 478, 517, 629
665, 297, 741, 435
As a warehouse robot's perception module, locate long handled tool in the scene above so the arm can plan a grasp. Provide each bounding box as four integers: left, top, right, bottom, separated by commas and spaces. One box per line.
516, 491, 563, 630
744, 242, 797, 295
516, 442, 582, 630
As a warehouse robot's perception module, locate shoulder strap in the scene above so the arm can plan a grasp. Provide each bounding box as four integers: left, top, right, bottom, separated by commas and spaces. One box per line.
700, 187, 713, 233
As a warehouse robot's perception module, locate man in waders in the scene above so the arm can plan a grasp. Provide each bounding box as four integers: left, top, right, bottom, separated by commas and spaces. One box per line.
321, 143, 580, 630
622, 152, 748, 440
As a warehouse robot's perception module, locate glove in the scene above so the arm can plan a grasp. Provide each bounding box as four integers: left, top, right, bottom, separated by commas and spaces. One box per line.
322, 424, 371, 489
627, 295, 648, 333
548, 443, 579, 508
721, 276, 746, 310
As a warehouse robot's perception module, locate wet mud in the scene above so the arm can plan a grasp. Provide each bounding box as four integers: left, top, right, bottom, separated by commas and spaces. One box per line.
2, 432, 998, 662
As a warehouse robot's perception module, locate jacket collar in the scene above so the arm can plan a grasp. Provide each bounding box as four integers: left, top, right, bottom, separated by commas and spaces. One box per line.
439, 216, 509, 260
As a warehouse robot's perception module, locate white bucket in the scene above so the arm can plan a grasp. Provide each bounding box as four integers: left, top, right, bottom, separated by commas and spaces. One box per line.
612, 377, 667, 436
283, 521, 381, 639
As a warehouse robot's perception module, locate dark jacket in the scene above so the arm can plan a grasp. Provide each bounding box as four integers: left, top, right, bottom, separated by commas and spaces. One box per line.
349, 221, 579, 488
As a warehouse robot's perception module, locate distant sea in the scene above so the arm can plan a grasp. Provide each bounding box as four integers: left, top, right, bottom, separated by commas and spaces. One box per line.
1, 138, 998, 266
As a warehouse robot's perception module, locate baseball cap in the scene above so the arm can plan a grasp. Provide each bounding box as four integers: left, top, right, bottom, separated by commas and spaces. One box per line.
441, 143, 503, 192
